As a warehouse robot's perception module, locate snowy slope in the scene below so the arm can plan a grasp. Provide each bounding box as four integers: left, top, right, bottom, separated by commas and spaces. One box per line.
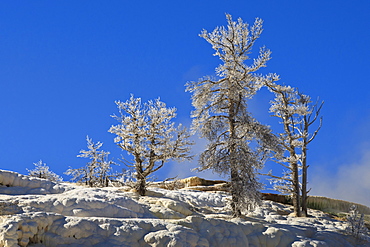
0, 170, 368, 247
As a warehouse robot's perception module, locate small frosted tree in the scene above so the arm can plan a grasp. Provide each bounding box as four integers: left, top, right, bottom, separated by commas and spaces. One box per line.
27, 160, 62, 182
346, 205, 368, 241
108, 95, 193, 196
186, 14, 280, 216
65, 136, 115, 187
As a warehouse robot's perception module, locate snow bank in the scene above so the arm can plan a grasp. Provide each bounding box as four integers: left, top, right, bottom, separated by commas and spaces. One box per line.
0, 170, 367, 247
0, 170, 72, 195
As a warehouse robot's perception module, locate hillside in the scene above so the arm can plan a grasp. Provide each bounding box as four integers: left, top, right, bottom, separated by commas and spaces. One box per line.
0, 170, 369, 247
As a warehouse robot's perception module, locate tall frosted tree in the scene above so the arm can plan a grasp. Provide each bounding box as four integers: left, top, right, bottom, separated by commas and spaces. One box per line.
265, 83, 307, 217
109, 95, 193, 196
265, 81, 323, 217
299, 93, 323, 216
186, 14, 280, 216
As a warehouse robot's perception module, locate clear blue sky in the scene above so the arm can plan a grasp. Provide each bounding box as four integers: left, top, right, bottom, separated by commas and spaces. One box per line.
0, 1, 369, 206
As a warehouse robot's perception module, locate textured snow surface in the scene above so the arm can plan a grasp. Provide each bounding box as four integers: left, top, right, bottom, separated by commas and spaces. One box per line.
0, 170, 367, 247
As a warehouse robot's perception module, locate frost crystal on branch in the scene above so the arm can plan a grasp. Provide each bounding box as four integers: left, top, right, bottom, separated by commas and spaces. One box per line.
186, 14, 280, 216
109, 95, 193, 196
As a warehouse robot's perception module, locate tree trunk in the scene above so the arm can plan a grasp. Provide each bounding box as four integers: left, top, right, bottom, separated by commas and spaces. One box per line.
301, 163, 308, 217
230, 168, 242, 217
292, 162, 301, 217
284, 116, 301, 217
137, 178, 146, 196
301, 136, 309, 217
135, 155, 146, 196
229, 99, 241, 217
104, 176, 109, 187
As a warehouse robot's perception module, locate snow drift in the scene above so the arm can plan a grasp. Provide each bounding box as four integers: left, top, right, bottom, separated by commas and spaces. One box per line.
0, 170, 368, 247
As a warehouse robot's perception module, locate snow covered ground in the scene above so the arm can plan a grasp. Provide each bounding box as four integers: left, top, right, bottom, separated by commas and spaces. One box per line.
0, 170, 368, 247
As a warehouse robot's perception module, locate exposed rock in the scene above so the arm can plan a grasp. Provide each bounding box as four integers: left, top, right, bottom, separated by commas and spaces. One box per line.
262, 193, 291, 205
180, 176, 226, 187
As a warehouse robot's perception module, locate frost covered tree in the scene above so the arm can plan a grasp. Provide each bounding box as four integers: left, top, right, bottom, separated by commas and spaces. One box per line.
65, 136, 115, 187
186, 14, 280, 216
27, 160, 63, 182
265, 83, 306, 217
108, 95, 193, 196
346, 205, 368, 241
265, 81, 322, 217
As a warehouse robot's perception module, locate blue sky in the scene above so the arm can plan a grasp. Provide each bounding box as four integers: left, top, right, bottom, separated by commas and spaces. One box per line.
0, 1, 369, 206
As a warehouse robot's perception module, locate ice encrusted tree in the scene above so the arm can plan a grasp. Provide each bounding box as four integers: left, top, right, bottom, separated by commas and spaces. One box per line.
186, 14, 280, 216
265, 81, 323, 217
65, 136, 115, 187
108, 95, 193, 196
27, 160, 62, 182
